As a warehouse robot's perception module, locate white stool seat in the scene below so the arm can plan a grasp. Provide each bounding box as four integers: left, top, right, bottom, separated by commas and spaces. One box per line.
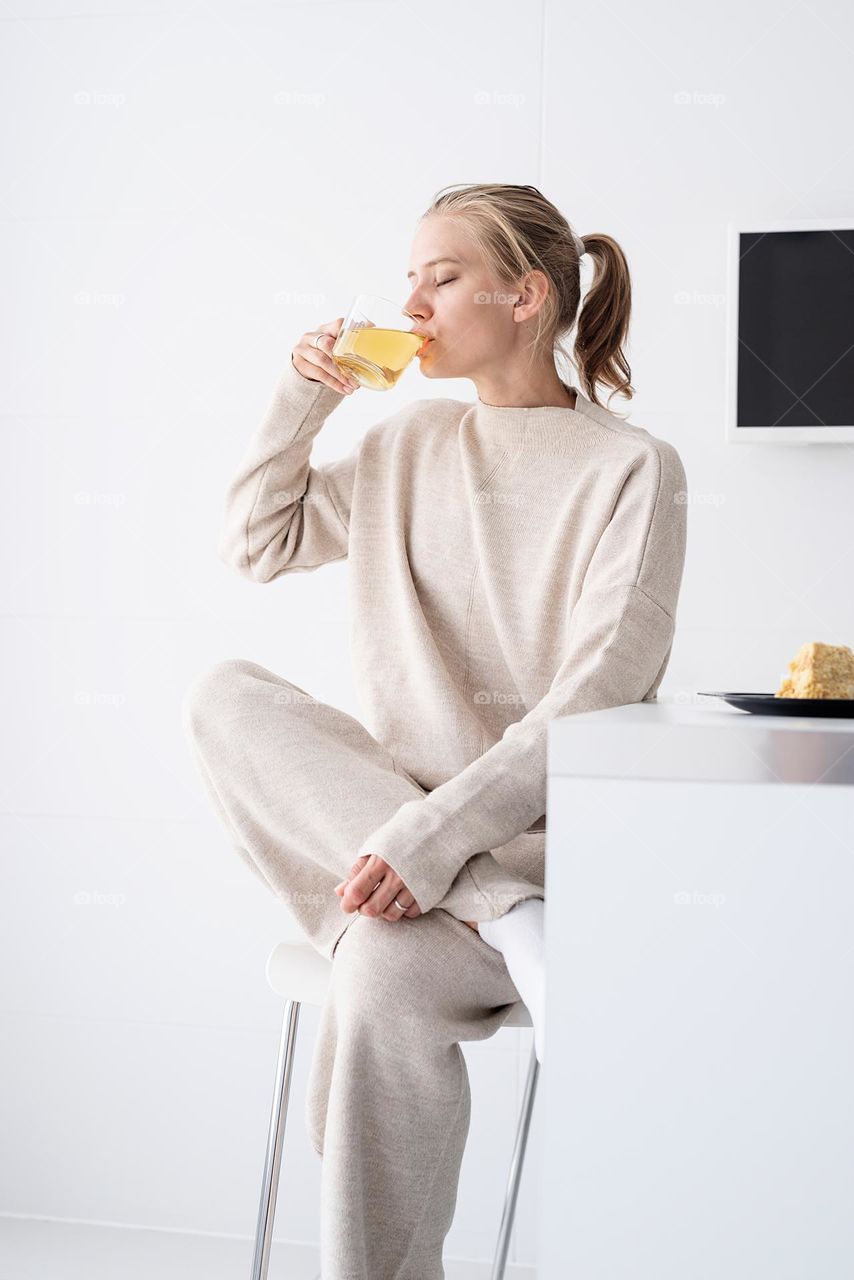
266, 939, 534, 1027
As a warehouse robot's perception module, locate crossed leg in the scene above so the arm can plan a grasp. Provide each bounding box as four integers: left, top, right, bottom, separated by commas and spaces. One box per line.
181, 657, 545, 963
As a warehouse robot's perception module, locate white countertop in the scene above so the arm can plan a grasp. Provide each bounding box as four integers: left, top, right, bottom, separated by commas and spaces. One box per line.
547, 694, 854, 785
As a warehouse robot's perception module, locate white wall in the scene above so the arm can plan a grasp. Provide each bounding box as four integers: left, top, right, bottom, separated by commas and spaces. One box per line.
2, 0, 851, 1272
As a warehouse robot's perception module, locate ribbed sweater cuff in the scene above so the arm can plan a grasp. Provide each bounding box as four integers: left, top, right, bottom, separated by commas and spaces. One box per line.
356, 799, 471, 915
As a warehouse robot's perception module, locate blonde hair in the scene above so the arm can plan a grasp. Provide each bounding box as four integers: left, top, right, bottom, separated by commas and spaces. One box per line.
421, 182, 635, 412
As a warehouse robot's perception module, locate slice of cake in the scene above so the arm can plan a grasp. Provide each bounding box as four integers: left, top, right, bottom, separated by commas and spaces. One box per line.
776, 641, 854, 699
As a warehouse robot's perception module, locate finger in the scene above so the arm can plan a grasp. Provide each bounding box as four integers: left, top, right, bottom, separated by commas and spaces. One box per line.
307, 319, 359, 390
320, 316, 360, 387
366, 876, 411, 920
356, 875, 392, 917
296, 340, 357, 395
334, 853, 370, 896
293, 318, 358, 394
340, 858, 386, 912
308, 331, 348, 379
389, 891, 422, 920
381, 892, 413, 922
355, 864, 406, 919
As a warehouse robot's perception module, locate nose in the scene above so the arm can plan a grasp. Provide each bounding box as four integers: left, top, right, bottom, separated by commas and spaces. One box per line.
403, 283, 431, 320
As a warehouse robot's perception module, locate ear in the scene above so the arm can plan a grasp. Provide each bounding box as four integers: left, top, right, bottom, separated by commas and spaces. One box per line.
512, 268, 550, 321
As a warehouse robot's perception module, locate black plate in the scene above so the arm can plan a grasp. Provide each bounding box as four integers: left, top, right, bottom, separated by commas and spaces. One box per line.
697, 692, 854, 718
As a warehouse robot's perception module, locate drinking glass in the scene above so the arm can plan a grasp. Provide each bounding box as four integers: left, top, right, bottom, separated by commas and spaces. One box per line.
331, 293, 427, 391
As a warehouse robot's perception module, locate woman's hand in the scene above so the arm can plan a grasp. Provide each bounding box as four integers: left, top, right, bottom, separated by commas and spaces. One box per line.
335, 853, 422, 922
291, 316, 360, 395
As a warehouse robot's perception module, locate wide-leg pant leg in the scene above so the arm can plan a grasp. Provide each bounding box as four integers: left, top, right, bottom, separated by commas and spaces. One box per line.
311, 905, 526, 1279
180, 657, 545, 964
180, 657, 545, 1280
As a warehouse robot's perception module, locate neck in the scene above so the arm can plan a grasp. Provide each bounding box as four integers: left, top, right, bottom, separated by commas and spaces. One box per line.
475, 368, 578, 411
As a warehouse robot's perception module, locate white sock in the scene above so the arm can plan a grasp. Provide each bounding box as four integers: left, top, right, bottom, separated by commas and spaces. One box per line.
477, 897, 546, 1064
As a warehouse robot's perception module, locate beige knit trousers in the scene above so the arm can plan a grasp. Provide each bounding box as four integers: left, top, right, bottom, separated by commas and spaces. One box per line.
180, 657, 545, 1280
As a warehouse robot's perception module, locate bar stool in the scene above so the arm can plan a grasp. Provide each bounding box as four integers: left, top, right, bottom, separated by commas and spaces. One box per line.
250, 939, 539, 1280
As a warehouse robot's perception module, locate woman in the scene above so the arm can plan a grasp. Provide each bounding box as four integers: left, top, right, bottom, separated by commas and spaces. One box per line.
182, 182, 687, 1279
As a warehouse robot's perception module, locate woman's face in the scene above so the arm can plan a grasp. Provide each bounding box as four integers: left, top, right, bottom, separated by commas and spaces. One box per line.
403, 215, 526, 383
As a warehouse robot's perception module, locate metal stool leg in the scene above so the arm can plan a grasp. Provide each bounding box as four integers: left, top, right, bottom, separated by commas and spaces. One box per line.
491, 1042, 540, 1280
250, 999, 301, 1280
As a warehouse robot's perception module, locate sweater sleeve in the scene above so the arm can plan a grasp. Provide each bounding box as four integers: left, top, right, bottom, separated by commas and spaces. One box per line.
357, 438, 689, 914
217, 356, 360, 582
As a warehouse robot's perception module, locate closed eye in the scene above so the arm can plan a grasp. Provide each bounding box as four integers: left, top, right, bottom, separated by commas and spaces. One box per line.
436, 278, 457, 287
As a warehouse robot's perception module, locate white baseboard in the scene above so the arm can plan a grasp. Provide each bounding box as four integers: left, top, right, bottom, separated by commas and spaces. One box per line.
0, 1214, 537, 1277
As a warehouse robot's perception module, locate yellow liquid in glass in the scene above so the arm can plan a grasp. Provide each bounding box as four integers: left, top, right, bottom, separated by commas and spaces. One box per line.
333, 326, 423, 390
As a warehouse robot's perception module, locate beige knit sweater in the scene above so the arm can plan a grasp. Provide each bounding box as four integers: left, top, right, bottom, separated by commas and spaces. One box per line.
218, 357, 688, 915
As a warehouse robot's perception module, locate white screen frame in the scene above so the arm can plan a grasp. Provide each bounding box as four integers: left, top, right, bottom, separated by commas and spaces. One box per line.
725, 218, 854, 444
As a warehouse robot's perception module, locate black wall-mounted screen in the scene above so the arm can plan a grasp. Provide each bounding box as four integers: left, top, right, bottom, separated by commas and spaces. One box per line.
737, 229, 854, 428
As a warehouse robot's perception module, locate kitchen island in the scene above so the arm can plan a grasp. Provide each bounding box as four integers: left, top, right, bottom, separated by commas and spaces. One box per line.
537, 696, 854, 1278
